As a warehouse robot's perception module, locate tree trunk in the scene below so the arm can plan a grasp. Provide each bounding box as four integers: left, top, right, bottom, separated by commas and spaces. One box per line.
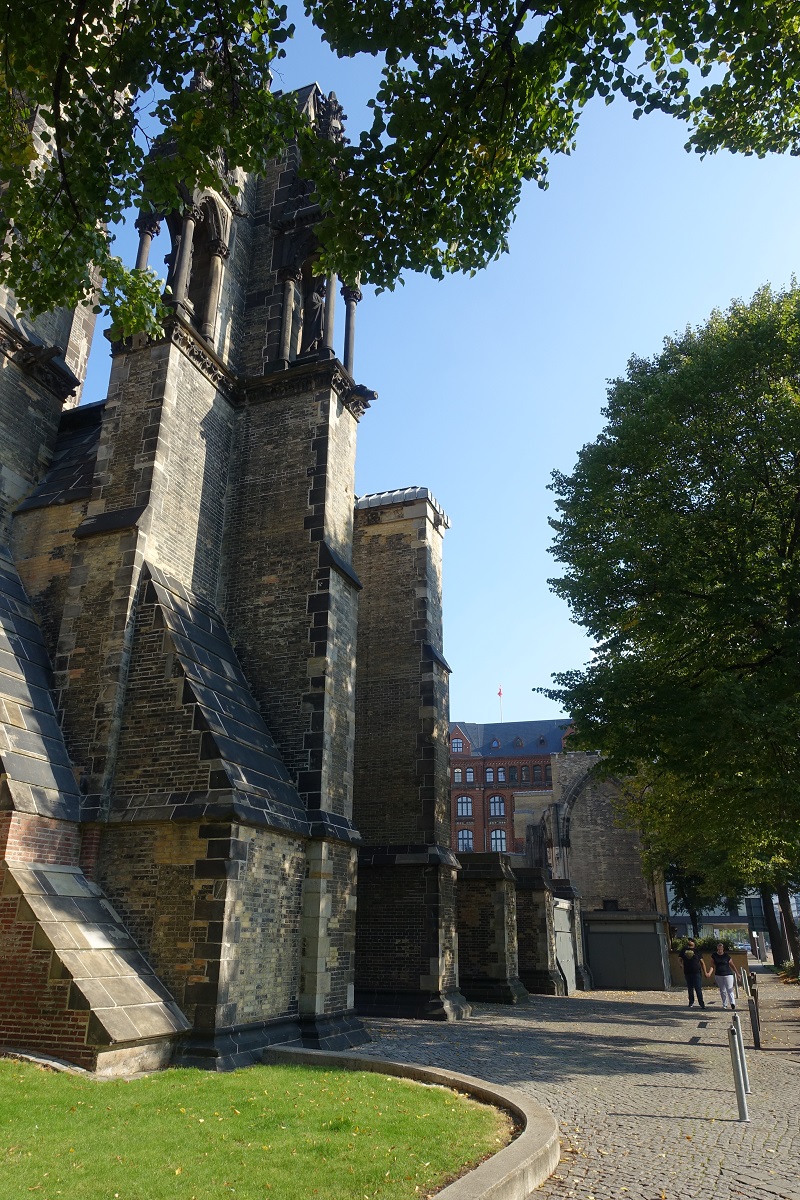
689, 909, 700, 937
776, 883, 800, 969
760, 885, 789, 964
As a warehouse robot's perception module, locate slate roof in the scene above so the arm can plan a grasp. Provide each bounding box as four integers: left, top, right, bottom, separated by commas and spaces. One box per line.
15, 401, 104, 513
138, 565, 358, 841
449, 719, 571, 757
0, 547, 81, 820
6, 862, 190, 1045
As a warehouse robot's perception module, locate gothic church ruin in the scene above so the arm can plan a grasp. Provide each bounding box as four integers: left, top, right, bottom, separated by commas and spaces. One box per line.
0, 87, 469, 1072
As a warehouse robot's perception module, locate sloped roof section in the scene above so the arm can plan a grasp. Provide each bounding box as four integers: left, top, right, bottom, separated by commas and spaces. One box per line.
144, 564, 312, 836
0, 547, 80, 820
450, 719, 571, 758
5, 862, 190, 1045
15, 401, 104, 513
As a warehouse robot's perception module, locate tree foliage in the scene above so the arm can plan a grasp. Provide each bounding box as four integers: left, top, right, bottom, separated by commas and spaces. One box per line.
5, 1, 800, 332
544, 284, 800, 956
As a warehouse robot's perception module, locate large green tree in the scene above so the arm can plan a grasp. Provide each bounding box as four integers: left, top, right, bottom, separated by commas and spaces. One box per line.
546, 284, 800, 963
5, 1, 800, 334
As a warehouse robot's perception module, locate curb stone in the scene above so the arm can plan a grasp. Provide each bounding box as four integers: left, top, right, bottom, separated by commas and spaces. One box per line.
262, 1045, 560, 1199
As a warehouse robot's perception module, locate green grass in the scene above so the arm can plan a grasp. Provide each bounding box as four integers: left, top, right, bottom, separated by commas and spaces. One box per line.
0, 1059, 511, 1200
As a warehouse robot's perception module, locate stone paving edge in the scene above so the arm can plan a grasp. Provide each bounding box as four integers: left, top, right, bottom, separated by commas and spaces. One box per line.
262, 1045, 560, 1200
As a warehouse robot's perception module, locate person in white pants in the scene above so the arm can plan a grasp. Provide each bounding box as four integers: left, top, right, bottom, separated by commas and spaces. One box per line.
704, 942, 736, 1009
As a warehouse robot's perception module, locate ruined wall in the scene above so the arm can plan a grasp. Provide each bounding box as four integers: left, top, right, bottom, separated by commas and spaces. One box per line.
555, 753, 658, 913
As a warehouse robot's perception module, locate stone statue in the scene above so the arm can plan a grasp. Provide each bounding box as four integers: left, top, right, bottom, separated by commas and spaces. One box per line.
300, 276, 326, 356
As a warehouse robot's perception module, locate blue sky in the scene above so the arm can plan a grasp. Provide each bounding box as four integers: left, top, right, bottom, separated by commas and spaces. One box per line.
83, 12, 800, 726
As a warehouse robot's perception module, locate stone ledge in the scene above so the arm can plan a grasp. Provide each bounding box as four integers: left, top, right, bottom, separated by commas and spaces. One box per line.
262, 1045, 559, 1199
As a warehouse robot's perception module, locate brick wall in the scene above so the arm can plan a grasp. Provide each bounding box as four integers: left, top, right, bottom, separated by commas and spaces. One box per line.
554, 753, 657, 913
95, 820, 307, 1041
455, 854, 527, 1002
221, 367, 360, 812
0, 861, 94, 1067
0, 811, 80, 866
352, 493, 451, 845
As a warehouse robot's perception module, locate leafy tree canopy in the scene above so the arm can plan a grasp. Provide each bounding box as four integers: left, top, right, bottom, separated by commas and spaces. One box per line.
5, 1, 800, 334
545, 284, 800, 929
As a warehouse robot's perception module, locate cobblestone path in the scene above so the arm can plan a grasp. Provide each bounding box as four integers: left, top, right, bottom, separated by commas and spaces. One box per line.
359, 971, 800, 1200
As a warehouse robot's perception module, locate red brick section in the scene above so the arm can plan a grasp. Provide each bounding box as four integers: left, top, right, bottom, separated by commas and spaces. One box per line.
0, 813, 96, 1067
0, 811, 80, 865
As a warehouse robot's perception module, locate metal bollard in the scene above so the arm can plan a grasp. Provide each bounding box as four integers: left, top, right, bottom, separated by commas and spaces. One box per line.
747, 995, 761, 1050
732, 1012, 751, 1094
728, 1026, 750, 1121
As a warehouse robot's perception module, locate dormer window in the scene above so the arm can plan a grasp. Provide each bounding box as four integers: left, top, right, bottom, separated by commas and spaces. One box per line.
490, 738, 500, 749
513, 737, 523, 748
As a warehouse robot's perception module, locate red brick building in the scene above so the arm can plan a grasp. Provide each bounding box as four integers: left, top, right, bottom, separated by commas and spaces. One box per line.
449, 720, 570, 856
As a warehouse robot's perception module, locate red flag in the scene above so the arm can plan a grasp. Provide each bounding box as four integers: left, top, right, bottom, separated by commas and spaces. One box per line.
497, 686, 502, 698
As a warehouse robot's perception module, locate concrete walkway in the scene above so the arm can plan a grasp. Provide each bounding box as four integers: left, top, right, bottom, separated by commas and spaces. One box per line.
358, 969, 800, 1200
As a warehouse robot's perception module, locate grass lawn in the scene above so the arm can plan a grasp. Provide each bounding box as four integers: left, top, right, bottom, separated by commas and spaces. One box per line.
0, 1058, 512, 1200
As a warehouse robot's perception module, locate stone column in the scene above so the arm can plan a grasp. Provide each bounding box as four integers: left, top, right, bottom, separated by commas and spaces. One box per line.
134, 213, 162, 272
341, 282, 362, 375
277, 268, 302, 365
352, 488, 470, 1020
171, 207, 202, 305
323, 274, 336, 354
200, 238, 229, 340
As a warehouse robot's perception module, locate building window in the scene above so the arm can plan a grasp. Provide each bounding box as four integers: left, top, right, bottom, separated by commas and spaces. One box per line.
521, 765, 530, 783
509, 766, 518, 783
453, 768, 462, 783
490, 829, 507, 852
533, 765, 542, 782
465, 767, 474, 783
486, 767, 494, 783
513, 737, 523, 748
497, 767, 506, 782
545, 764, 552, 783
457, 829, 474, 853
456, 795, 473, 818
489, 795, 505, 817
490, 738, 500, 749
452, 738, 463, 753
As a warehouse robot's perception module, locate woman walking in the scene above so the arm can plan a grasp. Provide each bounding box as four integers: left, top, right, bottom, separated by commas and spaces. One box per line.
704, 941, 736, 1010
678, 938, 706, 1009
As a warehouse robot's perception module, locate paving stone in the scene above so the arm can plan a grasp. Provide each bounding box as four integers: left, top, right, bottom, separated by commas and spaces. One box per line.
358, 969, 799, 1200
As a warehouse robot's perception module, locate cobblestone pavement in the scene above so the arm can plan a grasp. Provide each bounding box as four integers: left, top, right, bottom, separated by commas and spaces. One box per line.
358, 969, 800, 1200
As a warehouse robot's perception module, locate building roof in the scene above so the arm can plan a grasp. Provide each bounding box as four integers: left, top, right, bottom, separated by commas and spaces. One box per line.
449, 719, 571, 757
15, 400, 104, 513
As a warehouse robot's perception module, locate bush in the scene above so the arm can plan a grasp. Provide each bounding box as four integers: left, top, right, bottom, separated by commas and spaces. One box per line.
671, 934, 738, 953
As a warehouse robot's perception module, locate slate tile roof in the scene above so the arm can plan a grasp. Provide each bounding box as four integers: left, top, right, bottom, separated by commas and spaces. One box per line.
15, 401, 104, 513
137, 564, 359, 839
5, 863, 190, 1045
449, 719, 571, 757
0, 547, 81, 820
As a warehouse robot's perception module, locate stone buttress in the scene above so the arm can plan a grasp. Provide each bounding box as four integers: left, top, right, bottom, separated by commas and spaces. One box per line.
351, 489, 469, 1019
